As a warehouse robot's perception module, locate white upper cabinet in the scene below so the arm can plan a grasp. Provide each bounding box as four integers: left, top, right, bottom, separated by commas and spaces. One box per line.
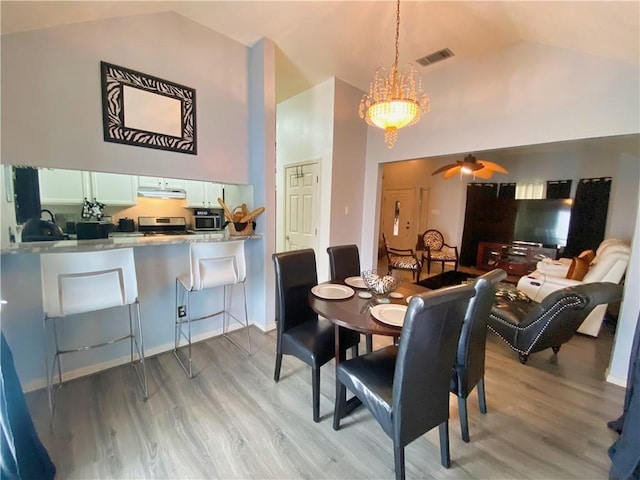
39, 169, 89, 204
39, 169, 138, 206
138, 176, 186, 191
185, 181, 224, 208
90, 172, 138, 206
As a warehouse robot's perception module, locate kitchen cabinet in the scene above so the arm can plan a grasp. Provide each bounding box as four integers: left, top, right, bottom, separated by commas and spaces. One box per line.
185, 181, 224, 208
39, 169, 138, 206
90, 172, 138, 206
138, 176, 186, 191
39, 168, 89, 205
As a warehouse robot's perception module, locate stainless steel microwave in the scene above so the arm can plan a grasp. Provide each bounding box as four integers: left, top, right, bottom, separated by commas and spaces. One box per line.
193, 214, 222, 231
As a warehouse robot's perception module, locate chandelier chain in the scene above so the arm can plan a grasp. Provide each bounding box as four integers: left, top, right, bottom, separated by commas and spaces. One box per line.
393, 0, 400, 72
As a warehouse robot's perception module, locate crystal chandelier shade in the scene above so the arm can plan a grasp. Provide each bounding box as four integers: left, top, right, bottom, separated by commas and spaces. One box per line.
359, 0, 429, 148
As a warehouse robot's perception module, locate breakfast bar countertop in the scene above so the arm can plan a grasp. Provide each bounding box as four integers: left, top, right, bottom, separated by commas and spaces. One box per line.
0, 232, 262, 254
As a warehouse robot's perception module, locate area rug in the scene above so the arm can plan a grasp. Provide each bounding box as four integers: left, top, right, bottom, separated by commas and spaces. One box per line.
415, 270, 477, 290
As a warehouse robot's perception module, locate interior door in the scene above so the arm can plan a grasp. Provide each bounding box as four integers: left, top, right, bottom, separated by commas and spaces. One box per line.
284, 163, 318, 252
380, 188, 416, 250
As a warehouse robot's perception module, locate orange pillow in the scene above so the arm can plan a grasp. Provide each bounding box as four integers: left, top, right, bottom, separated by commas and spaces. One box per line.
578, 249, 595, 265
566, 256, 590, 281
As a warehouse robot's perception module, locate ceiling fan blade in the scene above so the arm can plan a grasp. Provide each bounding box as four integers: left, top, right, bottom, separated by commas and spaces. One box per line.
443, 166, 461, 179
432, 163, 459, 175
478, 160, 509, 174
473, 168, 494, 179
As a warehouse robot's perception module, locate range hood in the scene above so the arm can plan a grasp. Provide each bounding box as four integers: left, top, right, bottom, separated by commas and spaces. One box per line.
137, 188, 186, 199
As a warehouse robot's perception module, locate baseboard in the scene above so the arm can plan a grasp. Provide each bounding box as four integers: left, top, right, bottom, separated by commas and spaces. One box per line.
21, 323, 247, 393
605, 369, 627, 388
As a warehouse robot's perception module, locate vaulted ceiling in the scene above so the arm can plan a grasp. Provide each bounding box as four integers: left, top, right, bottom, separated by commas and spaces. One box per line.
2, 1, 639, 103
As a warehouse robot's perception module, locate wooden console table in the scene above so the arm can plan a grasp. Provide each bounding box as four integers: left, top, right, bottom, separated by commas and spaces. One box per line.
476, 242, 557, 277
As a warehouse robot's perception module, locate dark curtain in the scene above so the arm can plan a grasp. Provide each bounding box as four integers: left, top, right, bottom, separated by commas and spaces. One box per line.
498, 183, 516, 199
1, 332, 56, 480
460, 183, 498, 266
609, 312, 640, 479
546, 179, 572, 199
564, 177, 611, 258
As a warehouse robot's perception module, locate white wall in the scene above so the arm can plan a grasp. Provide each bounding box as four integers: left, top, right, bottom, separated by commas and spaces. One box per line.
0, 13, 276, 388
1, 12, 249, 184
247, 38, 277, 331
329, 79, 368, 254
361, 42, 639, 266
607, 193, 640, 384
275, 79, 334, 278
275, 78, 368, 279
359, 42, 639, 383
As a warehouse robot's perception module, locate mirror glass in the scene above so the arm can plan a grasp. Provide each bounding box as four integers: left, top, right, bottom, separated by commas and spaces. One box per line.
123, 86, 182, 137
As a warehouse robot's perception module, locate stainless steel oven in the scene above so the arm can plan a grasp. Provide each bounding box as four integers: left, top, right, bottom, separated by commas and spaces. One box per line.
192, 209, 223, 231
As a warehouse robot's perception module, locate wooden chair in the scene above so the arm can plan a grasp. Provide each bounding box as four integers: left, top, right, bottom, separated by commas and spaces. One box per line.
382, 233, 422, 281
421, 229, 459, 275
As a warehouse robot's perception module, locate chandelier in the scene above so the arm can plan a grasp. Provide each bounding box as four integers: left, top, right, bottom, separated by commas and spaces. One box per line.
359, 0, 429, 148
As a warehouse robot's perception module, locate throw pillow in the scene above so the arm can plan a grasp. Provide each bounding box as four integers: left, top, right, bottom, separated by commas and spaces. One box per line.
578, 249, 596, 265
566, 256, 590, 280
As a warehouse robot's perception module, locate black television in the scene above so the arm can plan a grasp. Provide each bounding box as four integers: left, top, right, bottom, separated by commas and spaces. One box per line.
513, 199, 573, 248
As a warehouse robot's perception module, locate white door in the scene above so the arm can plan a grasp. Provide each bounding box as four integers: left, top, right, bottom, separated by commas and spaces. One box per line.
380, 188, 417, 250
284, 163, 318, 252
39, 168, 89, 204
90, 172, 137, 206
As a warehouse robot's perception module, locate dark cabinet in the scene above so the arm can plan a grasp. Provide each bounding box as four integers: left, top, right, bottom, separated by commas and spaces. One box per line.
476, 242, 557, 276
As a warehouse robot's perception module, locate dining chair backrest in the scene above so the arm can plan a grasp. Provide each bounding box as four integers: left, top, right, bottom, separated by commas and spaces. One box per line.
455, 269, 506, 397
41, 248, 138, 318
188, 240, 246, 292
327, 244, 360, 281
393, 283, 475, 446
272, 249, 318, 334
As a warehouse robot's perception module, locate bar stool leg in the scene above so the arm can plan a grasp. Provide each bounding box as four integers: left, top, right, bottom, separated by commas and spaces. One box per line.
131, 301, 148, 400
221, 282, 252, 355
173, 280, 194, 378
42, 316, 54, 432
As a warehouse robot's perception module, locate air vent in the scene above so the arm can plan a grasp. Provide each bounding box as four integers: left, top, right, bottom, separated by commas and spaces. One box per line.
416, 48, 455, 67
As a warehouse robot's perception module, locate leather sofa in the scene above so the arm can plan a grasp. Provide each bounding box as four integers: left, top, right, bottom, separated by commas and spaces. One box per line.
516, 239, 630, 337
488, 282, 623, 364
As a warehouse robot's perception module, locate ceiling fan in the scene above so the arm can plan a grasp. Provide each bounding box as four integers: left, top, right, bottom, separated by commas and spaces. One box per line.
431, 154, 509, 179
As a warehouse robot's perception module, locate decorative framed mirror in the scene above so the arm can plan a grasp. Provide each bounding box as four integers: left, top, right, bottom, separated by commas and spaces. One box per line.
100, 61, 197, 154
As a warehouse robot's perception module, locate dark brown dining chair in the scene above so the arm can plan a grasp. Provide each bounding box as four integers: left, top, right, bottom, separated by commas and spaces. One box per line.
272, 249, 361, 422
382, 233, 422, 281
451, 268, 506, 442
327, 244, 373, 353
333, 283, 476, 480
421, 229, 459, 275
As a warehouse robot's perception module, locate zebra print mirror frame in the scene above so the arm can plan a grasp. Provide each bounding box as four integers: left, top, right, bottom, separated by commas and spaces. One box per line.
100, 61, 197, 155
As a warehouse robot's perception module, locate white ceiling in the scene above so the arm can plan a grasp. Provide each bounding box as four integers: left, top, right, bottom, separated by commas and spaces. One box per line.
2, 1, 639, 103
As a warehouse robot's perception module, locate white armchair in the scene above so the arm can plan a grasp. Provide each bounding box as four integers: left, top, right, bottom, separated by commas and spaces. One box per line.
517, 239, 630, 337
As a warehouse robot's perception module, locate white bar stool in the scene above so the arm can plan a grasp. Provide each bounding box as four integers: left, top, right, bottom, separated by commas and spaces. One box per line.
40, 248, 147, 429
174, 240, 252, 378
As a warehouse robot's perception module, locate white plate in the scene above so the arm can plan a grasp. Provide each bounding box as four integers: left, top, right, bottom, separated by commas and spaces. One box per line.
358, 291, 373, 299
370, 304, 407, 327
345, 276, 367, 289
406, 295, 414, 304
311, 284, 355, 300
389, 292, 404, 299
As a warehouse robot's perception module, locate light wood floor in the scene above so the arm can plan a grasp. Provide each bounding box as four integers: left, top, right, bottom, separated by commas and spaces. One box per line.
26, 323, 624, 479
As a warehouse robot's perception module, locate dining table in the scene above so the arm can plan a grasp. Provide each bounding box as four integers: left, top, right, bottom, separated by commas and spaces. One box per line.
308, 277, 429, 419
